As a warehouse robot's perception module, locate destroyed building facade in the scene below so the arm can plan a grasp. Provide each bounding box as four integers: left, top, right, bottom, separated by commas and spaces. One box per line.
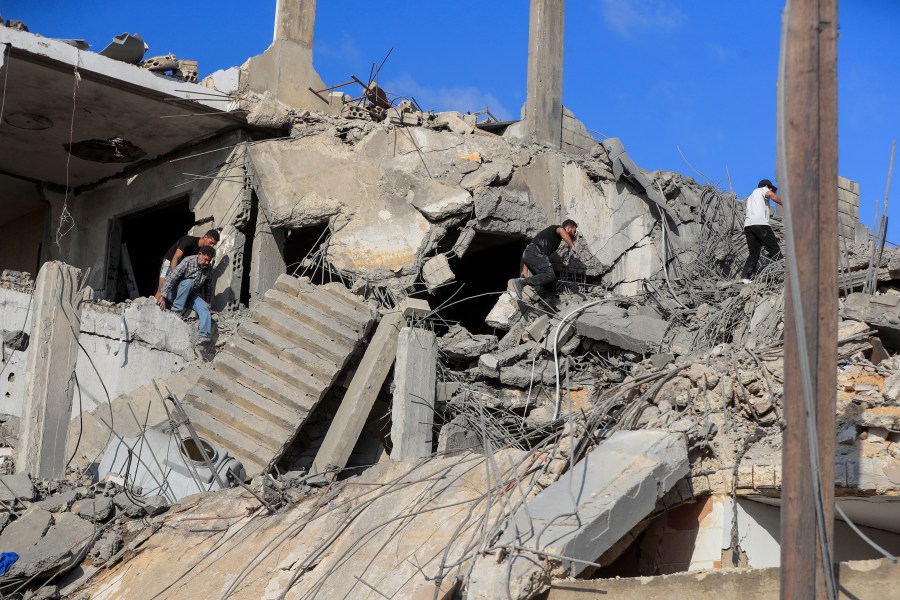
0, 1, 898, 599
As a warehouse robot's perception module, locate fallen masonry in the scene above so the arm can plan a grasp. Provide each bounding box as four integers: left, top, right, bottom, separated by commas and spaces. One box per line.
0, 3, 899, 599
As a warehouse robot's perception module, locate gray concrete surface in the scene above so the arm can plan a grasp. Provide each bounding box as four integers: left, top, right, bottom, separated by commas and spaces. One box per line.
18, 262, 83, 479
524, 0, 565, 147
390, 327, 437, 461
312, 311, 404, 479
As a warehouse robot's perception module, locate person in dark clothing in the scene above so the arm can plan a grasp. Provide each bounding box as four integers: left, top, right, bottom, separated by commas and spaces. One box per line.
155, 229, 220, 307
511, 219, 578, 299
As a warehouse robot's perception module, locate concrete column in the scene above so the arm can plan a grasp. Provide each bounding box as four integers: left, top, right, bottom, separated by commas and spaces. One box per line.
524, 0, 565, 148
311, 312, 405, 479
274, 0, 316, 47
17, 261, 83, 480
390, 327, 437, 461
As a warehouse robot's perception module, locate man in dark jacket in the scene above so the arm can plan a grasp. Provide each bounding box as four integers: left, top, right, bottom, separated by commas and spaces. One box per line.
154, 229, 220, 306
511, 219, 578, 299
161, 246, 216, 344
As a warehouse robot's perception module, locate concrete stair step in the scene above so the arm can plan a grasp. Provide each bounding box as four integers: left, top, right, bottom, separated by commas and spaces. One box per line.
181, 408, 269, 475
197, 370, 300, 431
237, 321, 340, 375
213, 353, 318, 409
227, 336, 326, 397
276, 276, 373, 331
184, 388, 291, 452
251, 304, 348, 365
262, 288, 358, 345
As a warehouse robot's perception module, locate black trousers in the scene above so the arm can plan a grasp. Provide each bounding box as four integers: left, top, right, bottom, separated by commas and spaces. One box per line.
521, 243, 556, 289
742, 225, 781, 279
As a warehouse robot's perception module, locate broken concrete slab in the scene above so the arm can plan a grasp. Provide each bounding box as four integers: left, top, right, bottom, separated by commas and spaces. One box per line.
576, 304, 667, 354
36, 489, 80, 512
311, 312, 404, 478
842, 293, 900, 348
7, 512, 95, 580
73, 496, 114, 522
468, 430, 688, 598
0, 473, 36, 503
0, 506, 52, 555
399, 297, 431, 320
437, 415, 483, 454
439, 330, 497, 361
525, 314, 550, 342
486, 292, 522, 331
390, 327, 438, 461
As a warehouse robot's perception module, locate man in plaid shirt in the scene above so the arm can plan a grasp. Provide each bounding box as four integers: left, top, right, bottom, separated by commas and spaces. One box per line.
161, 245, 216, 344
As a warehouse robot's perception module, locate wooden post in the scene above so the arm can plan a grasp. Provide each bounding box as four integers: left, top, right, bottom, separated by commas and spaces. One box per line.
778, 0, 838, 598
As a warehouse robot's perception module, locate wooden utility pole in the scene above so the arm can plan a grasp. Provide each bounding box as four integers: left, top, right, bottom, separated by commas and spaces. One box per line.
778, 0, 838, 598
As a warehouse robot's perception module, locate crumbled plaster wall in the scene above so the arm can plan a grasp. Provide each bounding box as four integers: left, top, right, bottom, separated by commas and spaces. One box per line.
62, 132, 250, 304
248, 116, 709, 295
0, 285, 198, 418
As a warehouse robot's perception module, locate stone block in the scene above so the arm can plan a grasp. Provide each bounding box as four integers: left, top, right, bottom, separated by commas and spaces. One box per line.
390, 327, 438, 461
399, 297, 431, 319
525, 314, 550, 342
421, 254, 455, 290
576, 304, 667, 354
485, 292, 522, 331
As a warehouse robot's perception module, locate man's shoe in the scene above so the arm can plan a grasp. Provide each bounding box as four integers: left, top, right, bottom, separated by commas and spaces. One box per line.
510, 278, 526, 299
198, 336, 213, 346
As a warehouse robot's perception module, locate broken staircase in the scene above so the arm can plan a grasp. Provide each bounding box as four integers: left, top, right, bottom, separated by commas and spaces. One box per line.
178, 275, 376, 476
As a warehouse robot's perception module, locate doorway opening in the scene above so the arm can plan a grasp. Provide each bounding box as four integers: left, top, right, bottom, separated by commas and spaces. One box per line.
425, 231, 526, 334
108, 198, 195, 301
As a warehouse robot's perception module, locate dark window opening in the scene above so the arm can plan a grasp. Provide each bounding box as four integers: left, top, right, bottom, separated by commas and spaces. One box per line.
238, 190, 260, 307
282, 222, 331, 283
424, 231, 526, 335
111, 198, 194, 301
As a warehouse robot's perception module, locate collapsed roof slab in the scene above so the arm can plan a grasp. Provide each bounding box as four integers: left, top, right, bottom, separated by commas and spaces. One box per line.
0, 27, 244, 189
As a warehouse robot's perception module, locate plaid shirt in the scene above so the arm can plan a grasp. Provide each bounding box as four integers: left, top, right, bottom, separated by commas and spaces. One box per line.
162, 255, 213, 304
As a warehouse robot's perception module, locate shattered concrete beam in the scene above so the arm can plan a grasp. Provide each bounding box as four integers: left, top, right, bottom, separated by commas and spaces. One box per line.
390, 327, 438, 461
503, 430, 688, 575
17, 261, 83, 480
311, 312, 405, 479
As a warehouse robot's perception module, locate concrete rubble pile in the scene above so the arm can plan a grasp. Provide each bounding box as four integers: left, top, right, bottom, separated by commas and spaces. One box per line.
3, 8, 900, 600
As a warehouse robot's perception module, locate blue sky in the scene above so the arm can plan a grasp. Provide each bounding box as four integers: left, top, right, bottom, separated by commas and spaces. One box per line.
5, 1, 899, 242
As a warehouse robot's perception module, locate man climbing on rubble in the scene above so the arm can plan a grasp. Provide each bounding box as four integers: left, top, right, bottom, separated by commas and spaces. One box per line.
160, 246, 216, 345
510, 219, 578, 299
740, 179, 783, 283
154, 229, 220, 306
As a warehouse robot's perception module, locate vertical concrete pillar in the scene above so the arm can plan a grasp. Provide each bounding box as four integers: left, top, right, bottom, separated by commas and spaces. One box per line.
524, 0, 565, 148
390, 327, 437, 461
17, 261, 83, 480
273, 0, 317, 47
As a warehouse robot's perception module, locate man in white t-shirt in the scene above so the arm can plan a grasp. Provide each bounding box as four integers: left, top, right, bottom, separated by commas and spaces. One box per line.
740, 179, 783, 283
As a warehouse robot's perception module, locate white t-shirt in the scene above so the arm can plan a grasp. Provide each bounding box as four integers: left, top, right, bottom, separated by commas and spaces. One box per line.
744, 186, 771, 227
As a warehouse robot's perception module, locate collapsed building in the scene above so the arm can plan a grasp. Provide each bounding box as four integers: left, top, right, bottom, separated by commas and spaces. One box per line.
0, 2, 898, 598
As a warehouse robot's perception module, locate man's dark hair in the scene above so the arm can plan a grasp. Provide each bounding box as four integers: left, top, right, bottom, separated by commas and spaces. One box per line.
562, 219, 578, 229
204, 229, 221, 242
198, 246, 216, 258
